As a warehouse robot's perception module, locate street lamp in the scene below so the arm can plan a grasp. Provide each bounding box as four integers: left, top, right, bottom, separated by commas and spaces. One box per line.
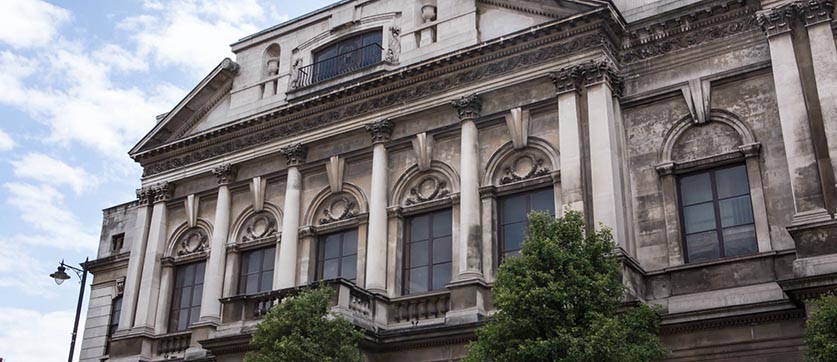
50, 258, 89, 362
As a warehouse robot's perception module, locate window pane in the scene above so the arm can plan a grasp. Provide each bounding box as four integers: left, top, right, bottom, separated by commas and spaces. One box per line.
432, 263, 451, 291
196, 263, 205, 282
363, 31, 382, 46
531, 189, 555, 215
324, 234, 341, 259
263, 247, 276, 270
432, 236, 452, 263
719, 195, 754, 227
680, 173, 713, 205
501, 195, 527, 223
323, 259, 339, 280
683, 202, 716, 234
408, 267, 428, 294
192, 285, 203, 307
409, 241, 429, 267
410, 215, 430, 241
177, 310, 189, 331
179, 287, 192, 308
175, 268, 186, 287
246, 274, 259, 294
716, 165, 749, 198
246, 251, 260, 273
189, 307, 200, 325
342, 231, 358, 256
503, 222, 527, 254
260, 271, 273, 292
723, 224, 757, 257
432, 210, 452, 237
183, 265, 196, 285
686, 230, 721, 262
341, 255, 357, 280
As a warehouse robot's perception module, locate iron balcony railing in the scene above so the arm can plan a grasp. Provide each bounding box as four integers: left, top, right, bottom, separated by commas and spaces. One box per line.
296, 43, 384, 88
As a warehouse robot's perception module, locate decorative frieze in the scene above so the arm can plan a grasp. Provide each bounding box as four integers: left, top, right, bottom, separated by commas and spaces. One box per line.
405, 175, 450, 205
176, 228, 209, 256
152, 182, 174, 203
320, 195, 358, 224
757, 4, 799, 37
365, 119, 394, 144
801, 0, 834, 26
211, 163, 237, 185
280, 143, 307, 166
451, 93, 482, 121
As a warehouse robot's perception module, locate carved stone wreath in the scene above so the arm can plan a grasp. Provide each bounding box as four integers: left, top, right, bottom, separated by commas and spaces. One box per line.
240, 212, 278, 243
405, 175, 450, 205
176, 228, 209, 256
320, 196, 357, 225
500, 154, 550, 185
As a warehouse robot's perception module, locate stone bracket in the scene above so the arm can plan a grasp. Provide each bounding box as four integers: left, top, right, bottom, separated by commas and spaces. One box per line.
250, 177, 266, 212
412, 132, 435, 171
326, 155, 345, 193
681, 78, 711, 124
185, 194, 199, 228
504, 107, 530, 149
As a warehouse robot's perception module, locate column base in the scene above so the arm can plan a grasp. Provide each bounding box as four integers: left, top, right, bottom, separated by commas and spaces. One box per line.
445, 278, 492, 325
790, 208, 832, 226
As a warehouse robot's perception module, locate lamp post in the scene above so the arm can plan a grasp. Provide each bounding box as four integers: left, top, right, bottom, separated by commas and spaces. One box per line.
50, 258, 89, 362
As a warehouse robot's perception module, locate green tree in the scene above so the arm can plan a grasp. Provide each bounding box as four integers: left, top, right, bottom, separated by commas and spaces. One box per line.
465, 211, 666, 362
805, 293, 837, 362
245, 285, 364, 362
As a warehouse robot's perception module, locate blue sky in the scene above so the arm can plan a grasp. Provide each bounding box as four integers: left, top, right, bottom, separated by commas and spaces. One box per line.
0, 1, 335, 360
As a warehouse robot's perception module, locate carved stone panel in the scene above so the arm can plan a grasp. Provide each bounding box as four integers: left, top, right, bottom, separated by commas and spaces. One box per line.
317, 193, 359, 225
403, 174, 451, 206
176, 228, 209, 256
496, 149, 551, 185
240, 211, 279, 243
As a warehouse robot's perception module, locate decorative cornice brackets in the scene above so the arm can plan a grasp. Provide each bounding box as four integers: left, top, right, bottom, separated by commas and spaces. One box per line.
280, 143, 308, 166
451, 93, 482, 121
212, 163, 238, 185
365, 119, 395, 144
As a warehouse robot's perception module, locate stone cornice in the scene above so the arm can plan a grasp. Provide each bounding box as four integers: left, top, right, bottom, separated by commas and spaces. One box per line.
280, 143, 307, 167
365, 119, 394, 144
211, 163, 238, 185
450, 93, 482, 121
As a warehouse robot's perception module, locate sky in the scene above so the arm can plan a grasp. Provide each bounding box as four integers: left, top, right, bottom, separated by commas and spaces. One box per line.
0, 1, 335, 361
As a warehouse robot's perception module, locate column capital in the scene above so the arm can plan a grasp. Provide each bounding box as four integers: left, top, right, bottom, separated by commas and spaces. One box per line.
578, 59, 623, 97
757, 4, 800, 37
365, 118, 394, 144
280, 143, 308, 167
549, 64, 583, 95
136, 186, 154, 206
451, 93, 482, 121
211, 163, 238, 185
151, 182, 174, 203
801, 0, 834, 26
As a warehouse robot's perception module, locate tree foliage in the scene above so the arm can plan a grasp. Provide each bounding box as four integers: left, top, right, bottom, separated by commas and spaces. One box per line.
805, 293, 837, 362
244, 286, 364, 362
465, 211, 666, 362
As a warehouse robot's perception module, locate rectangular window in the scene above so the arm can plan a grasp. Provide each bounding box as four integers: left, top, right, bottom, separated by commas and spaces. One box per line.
403, 209, 452, 295
168, 261, 206, 332
678, 164, 757, 263
316, 229, 358, 282
498, 187, 555, 261
105, 296, 122, 355
238, 247, 276, 295
111, 233, 124, 251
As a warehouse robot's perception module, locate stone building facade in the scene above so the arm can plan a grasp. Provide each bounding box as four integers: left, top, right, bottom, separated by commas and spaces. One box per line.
79, 0, 837, 361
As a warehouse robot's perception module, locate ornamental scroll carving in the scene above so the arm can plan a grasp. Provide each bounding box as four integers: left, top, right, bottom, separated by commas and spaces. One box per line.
405, 176, 450, 205
320, 195, 357, 225
176, 228, 209, 256
240, 211, 278, 243
499, 154, 550, 185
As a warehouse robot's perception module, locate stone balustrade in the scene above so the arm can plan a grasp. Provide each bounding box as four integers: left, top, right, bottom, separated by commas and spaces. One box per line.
389, 291, 450, 324
156, 331, 191, 357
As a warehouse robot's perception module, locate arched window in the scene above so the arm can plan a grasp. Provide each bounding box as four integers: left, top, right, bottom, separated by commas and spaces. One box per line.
310, 30, 383, 83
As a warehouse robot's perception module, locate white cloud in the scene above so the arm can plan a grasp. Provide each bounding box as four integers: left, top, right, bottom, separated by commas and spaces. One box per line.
4, 182, 99, 251
10, 153, 97, 194
92, 44, 149, 73
0, 128, 14, 151
0, 239, 57, 297
0, 307, 83, 362
0, 0, 70, 49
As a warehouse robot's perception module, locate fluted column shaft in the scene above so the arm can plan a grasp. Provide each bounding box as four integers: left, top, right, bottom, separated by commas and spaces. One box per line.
365, 119, 393, 294
133, 182, 173, 331
275, 144, 306, 289
452, 94, 483, 279
117, 187, 153, 331
199, 164, 236, 322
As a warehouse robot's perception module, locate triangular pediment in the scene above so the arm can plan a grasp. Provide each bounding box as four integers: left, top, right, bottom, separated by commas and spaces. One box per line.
130, 58, 240, 157
477, 0, 605, 19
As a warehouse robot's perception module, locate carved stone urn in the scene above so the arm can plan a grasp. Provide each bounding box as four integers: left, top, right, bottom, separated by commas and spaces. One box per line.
421, 4, 437, 23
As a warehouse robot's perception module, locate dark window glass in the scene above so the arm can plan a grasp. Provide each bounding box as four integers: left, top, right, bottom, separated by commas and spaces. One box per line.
498, 187, 555, 261
312, 30, 383, 82
168, 262, 206, 332
678, 164, 757, 262
238, 247, 276, 295
104, 296, 123, 354
316, 229, 358, 281
403, 209, 452, 295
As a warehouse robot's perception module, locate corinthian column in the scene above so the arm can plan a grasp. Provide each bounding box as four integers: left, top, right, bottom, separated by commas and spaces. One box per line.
117, 187, 153, 331
758, 5, 830, 223
451, 94, 483, 280
275, 144, 306, 289
364, 119, 394, 294
133, 182, 174, 332
551, 66, 585, 213
199, 163, 236, 323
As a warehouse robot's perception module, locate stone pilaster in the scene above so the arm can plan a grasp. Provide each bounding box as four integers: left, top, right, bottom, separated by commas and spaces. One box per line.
451, 93, 484, 280
758, 5, 830, 224
551, 66, 585, 214
275, 145, 306, 289
200, 163, 237, 324
116, 186, 154, 332
364, 119, 393, 294
134, 182, 174, 333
